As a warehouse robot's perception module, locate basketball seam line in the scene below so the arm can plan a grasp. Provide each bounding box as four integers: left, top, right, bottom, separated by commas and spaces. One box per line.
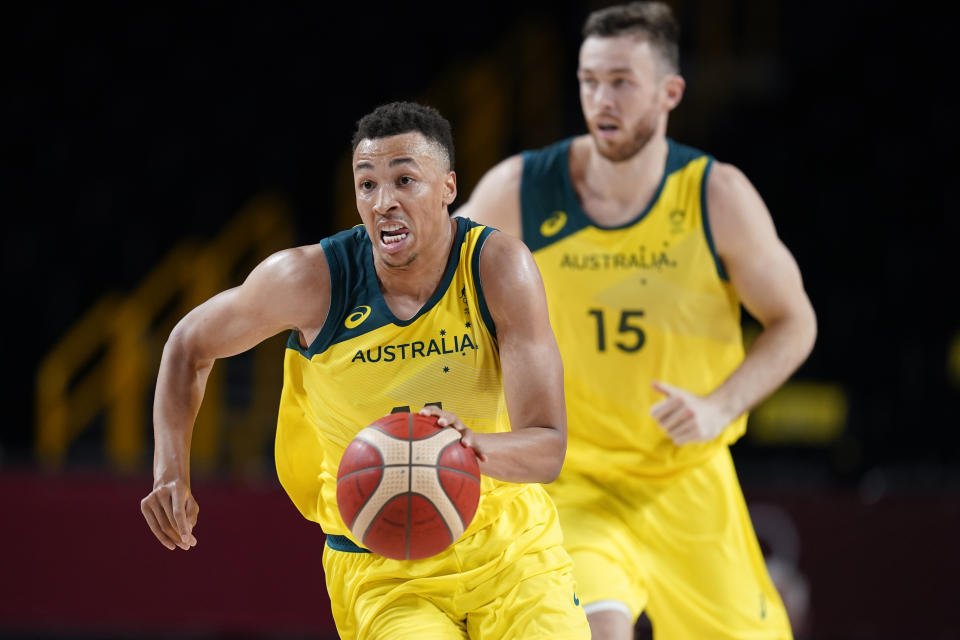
406, 412, 413, 560
343, 447, 385, 531
338, 463, 478, 479
367, 423, 458, 442
368, 423, 448, 441
438, 440, 471, 532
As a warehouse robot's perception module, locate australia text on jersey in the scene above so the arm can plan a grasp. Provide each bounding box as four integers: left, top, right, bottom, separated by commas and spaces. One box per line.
351, 333, 478, 363
559, 245, 677, 271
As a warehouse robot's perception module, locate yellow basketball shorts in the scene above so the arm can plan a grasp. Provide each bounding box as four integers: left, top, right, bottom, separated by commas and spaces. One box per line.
322, 485, 590, 640
547, 447, 792, 639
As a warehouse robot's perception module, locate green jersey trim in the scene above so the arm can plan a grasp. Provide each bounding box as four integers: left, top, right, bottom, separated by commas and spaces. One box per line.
325, 534, 370, 553
699, 157, 729, 281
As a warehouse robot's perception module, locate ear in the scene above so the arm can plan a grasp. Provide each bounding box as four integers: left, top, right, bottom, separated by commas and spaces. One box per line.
662, 74, 686, 111
442, 171, 457, 207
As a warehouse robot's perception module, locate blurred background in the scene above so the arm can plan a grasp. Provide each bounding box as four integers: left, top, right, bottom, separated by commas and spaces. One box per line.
2, 1, 957, 638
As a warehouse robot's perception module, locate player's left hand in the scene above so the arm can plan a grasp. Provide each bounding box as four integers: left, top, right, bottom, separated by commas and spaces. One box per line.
418, 405, 489, 463
650, 380, 731, 445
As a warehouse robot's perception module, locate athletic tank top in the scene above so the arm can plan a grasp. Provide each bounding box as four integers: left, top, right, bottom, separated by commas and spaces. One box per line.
275, 217, 535, 544
521, 137, 746, 478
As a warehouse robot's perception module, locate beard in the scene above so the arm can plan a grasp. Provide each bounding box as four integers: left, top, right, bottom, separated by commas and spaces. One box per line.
591, 117, 657, 163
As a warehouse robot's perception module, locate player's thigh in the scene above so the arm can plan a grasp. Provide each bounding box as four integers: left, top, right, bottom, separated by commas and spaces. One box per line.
466, 545, 590, 640
359, 593, 466, 640
324, 547, 465, 640
643, 450, 792, 639
548, 474, 649, 622
569, 545, 647, 623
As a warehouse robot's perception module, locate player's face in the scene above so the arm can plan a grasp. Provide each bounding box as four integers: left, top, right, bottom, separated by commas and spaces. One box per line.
578, 35, 679, 162
353, 132, 457, 268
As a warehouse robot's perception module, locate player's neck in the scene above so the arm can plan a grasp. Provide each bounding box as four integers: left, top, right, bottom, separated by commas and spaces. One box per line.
573, 135, 668, 226
375, 216, 457, 321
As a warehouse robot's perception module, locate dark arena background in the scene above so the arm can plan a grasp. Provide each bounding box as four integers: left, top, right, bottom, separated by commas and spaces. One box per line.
2, 2, 957, 639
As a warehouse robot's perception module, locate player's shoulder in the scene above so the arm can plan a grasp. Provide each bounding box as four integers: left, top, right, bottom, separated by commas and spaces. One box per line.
455, 158, 524, 233
487, 153, 524, 181
466, 154, 523, 201
703, 158, 777, 258
320, 224, 368, 252
251, 242, 330, 293
312, 224, 373, 273
705, 160, 761, 211
479, 226, 525, 254
477, 230, 538, 284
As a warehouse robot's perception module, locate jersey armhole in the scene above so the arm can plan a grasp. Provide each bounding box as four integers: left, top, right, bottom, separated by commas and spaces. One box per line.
286, 240, 346, 358
470, 226, 498, 341
700, 157, 730, 282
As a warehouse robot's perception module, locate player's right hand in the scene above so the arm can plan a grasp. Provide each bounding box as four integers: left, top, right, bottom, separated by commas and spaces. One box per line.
140, 480, 199, 551
418, 405, 489, 463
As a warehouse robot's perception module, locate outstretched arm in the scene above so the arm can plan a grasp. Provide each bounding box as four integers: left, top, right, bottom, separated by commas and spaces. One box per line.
452, 155, 524, 239
422, 231, 566, 483
141, 245, 331, 549
652, 162, 817, 445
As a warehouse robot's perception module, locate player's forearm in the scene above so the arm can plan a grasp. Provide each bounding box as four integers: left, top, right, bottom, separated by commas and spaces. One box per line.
472, 427, 566, 483
152, 331, 214, 486
711, 309, 817, 423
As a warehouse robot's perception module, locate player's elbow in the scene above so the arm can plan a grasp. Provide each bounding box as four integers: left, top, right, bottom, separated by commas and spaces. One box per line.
164, 319, 214, 373
537, 429, 567, 484
797, 299, 818, 362
540, 460, 564, 484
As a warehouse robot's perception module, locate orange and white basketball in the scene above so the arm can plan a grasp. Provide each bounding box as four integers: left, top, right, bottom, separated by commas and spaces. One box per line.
336, 411, 481, 560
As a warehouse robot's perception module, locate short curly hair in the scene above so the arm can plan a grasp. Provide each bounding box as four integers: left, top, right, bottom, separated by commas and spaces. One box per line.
582, 2, 680, 73
351, 101, 455, 171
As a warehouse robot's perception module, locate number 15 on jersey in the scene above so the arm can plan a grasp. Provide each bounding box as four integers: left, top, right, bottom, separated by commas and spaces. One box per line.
588, 309, 645, 352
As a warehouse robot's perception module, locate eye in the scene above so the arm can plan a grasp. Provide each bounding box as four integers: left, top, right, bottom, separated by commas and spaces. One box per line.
581, 77, 597, 88
612, 78, 626, 88
398, 176, 413, 186
359, 180, 374, 190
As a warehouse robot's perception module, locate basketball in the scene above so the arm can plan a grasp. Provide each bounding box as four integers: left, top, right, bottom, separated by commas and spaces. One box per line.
336, 411, 481, 560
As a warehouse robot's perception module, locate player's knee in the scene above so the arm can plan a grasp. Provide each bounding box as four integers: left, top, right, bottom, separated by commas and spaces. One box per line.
586, 607, 634, 640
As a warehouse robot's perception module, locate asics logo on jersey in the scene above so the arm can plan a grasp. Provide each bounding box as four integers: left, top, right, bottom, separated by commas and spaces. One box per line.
344, 306, 371, 329
540, 210, 568, 237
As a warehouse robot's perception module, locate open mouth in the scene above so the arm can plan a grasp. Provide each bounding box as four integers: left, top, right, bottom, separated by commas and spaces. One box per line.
380, 222, 410, 246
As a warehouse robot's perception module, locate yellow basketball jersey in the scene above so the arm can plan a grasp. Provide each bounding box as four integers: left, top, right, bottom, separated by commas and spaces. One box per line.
275, 217, 532, 545
521, 138, 746, 477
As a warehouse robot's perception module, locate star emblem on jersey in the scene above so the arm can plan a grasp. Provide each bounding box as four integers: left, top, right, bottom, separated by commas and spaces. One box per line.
440, 329, 446, 336
442, 366, 450, 373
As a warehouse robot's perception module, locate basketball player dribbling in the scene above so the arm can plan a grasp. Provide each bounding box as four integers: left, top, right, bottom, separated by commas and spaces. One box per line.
140, 101, 590, 639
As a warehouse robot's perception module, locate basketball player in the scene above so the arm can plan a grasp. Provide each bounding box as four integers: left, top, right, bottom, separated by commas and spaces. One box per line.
454, 3, 816, 638
140, 102, 590, 639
